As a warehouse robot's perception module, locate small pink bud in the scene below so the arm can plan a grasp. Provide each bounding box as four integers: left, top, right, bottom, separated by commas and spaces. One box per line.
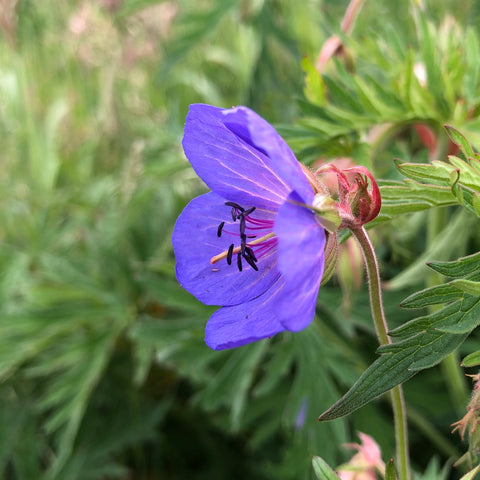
337, 432, 385, 480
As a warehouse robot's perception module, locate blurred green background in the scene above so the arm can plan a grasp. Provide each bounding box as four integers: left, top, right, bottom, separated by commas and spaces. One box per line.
2, 0, 480, 479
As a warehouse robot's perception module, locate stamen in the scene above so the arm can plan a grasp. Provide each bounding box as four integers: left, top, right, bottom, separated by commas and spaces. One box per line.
225, 201, 244, 220
239, 215, 245, 233
211, 203, 275, 271
243, 252, 258, 271
245, 246, 257, 262
225, 201, 244, 211
210, 232, 275, 265
226, 244, 234, 265
217, 221, 225, 238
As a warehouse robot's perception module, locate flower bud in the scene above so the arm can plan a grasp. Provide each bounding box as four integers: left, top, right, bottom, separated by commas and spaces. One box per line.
315, 164, 381, 229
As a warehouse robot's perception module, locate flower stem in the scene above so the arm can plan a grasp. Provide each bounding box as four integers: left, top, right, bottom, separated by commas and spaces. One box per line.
350, 226, 410, 480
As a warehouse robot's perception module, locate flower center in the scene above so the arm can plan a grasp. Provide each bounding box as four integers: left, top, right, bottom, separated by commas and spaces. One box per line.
210, 202, 277, 272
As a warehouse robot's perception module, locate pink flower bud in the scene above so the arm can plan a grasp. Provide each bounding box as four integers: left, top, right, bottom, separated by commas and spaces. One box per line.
337, 432, 385, 480
316, 164, 381, 229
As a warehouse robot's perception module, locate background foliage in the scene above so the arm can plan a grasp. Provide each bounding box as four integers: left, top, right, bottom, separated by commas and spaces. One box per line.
2, 0, 480, 479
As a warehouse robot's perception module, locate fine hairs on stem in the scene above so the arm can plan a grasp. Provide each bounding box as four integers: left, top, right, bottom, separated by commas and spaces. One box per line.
350, 226, 411, 480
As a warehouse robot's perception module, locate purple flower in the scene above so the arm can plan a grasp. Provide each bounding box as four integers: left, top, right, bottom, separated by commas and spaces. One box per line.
172, 104, 326, 350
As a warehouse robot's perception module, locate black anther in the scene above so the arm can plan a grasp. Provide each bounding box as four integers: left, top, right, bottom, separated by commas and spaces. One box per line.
225, 201, 244, 212
237, 252, 243, 272
227, 244, 234, 265
217, 221, 225, 238
245, 246, 257, 262
219, 202, 260, 272
243, 253, 258, 271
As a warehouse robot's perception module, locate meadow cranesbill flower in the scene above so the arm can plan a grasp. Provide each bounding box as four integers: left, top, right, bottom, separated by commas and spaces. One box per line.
172, 104, 328, 350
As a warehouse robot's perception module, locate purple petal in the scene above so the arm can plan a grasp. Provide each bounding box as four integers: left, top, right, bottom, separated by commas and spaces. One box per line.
172, 191, 280, 306
273, 191, 325, 331
222, 107, 314, 203
204, 278, 287, 350
183, 104, 292, 210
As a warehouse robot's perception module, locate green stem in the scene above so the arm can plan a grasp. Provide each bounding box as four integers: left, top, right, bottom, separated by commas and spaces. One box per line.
350, 226, 410, 480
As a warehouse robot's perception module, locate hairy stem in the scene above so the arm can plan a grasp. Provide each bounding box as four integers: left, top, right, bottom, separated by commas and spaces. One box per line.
350, 226, 410, 480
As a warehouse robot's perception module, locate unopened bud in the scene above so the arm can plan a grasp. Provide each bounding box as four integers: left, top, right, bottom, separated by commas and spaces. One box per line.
315, 164, 381, 229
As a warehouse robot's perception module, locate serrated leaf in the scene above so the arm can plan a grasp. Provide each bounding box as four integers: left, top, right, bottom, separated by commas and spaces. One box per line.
461, 350, 480, 367
427, 251, 480, 277
378, 179, 456, 220
450, 279, 480, 296
399, 283, 463, 309
394, 159, 456, 185
445, 125, 476, 159
393, 295, 480, 339
319, 328, 467, 420
473, 192, 480, 216
312, 456, 340, 480
319, 291, 479, 419
448, 155, 480, 189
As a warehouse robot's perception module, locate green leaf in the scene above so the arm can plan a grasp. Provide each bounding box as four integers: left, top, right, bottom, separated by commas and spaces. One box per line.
394, 159, 457, 186
319, 329, 467, 420
427, 251, 480, 277
449, 279, 480, 296
400, 283, 463, 309
319, 292, 480, 420
302, 57, 325, 106
378, 179, 455, 221
312, 456, 340, 480
445, 125, 476, 159
461, 350, 480, 367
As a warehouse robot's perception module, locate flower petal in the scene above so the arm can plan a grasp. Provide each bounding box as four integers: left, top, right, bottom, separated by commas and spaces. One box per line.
274, 191, 325, 331
172, 191, 280, 306
183, 104, 292, 209
204, 278, 287, 350
222, 106, 314, 202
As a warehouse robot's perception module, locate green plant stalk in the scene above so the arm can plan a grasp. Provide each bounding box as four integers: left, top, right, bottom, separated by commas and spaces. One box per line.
350, 226, 410, 480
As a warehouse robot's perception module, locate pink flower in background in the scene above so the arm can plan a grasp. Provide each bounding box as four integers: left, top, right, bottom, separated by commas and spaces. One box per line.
337, 432, 385, 480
